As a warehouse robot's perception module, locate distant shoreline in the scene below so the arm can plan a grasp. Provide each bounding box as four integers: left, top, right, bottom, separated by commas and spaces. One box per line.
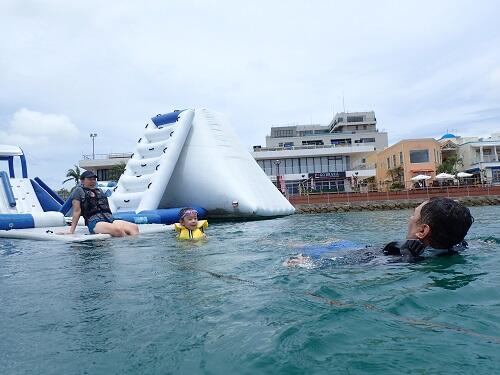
293, 195, 500, 213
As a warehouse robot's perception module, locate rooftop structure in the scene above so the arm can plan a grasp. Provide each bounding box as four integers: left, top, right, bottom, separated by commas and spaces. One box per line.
328, 111, 377, 133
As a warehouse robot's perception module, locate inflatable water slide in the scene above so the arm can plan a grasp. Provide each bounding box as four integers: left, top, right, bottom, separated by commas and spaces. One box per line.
0, 145, 65, 230
109, 108, 295, 218
0, 146, 168, 241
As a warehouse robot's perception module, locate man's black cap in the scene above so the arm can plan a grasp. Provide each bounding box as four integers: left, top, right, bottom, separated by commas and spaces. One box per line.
80, 170, 97, 179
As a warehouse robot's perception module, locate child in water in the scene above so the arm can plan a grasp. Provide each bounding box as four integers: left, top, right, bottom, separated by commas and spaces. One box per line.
174, 207, 208, 240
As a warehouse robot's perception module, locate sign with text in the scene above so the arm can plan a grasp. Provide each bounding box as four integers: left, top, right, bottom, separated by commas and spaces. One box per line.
309, 172, 346, 179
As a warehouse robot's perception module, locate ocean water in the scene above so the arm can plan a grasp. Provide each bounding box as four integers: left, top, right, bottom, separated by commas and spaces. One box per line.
1, 206, 499, 375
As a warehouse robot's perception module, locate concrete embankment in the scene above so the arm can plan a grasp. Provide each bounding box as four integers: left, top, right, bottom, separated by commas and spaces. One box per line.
293, 195, 500, 213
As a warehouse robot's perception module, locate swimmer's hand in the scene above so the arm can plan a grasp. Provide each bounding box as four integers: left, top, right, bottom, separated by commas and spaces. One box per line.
283, 254, 310, 267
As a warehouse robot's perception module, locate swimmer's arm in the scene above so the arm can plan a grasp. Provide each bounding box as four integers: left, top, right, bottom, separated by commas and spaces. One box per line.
68, 200, 81, 234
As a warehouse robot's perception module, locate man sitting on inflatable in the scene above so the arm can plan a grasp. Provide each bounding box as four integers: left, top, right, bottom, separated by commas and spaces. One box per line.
66, 170, 139, 237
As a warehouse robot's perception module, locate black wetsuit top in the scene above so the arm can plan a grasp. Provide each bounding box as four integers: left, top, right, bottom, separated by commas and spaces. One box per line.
294, 239, 467, 266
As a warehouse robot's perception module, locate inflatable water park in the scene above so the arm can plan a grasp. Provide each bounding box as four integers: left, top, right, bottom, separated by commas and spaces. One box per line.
0, 108, 295, 241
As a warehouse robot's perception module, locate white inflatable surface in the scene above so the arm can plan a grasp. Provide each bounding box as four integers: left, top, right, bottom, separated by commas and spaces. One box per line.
162, 109, 295, 218
109, 110, 194, 213
0, 178, 43, 214
0, 223, 172, 242
108, 108, 295, 218
0, 177, 66, 227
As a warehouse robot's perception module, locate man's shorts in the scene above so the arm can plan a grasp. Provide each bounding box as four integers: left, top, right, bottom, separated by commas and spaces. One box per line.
88, 217, 114, 234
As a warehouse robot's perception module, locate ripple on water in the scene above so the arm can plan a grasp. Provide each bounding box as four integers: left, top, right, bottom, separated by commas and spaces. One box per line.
0, 206, 499, 374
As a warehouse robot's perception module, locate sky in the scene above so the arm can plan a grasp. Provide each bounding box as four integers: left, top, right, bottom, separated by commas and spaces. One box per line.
1, 0, 500, 188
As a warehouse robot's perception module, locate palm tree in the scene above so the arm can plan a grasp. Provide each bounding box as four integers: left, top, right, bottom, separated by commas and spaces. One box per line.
63, 165, 81, 187
437, 156, 463, 174
109, 162, 126, 181
387, 165, 404, 190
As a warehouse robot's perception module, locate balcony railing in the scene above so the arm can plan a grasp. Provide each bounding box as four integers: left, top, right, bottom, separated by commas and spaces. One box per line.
472, 155, 499, 164
349, 163, 376, 171
253, 142, 376, 153
82, 153, 133, 160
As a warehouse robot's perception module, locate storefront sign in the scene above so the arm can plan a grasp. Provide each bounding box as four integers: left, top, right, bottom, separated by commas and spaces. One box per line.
309, 172, 346, 179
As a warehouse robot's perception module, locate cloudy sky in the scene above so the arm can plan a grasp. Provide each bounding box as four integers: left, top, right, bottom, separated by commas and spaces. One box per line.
1, 0, 500, 188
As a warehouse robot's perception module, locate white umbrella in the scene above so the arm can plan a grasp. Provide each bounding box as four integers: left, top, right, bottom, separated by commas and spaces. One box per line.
435, 172, 455, 179
411, 174, 431, 181
456, 172, 473, 178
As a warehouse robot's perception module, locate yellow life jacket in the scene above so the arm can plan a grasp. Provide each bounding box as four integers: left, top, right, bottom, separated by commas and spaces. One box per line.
174, 220, 208, 240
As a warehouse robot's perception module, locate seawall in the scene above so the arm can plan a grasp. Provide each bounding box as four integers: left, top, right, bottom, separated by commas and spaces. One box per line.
293, 195, 500, 214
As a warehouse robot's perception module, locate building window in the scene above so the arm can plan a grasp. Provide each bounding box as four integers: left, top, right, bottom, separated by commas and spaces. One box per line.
399, 152, 403, 165
307, 157, 314, 173
392, 155, 396, 167
409, 149, 429, 163
347, 115, 364, 122
492, 169, 500, 183
283, 142, 294, 148
313, 157, 320, 172
331, 138, 351, 145
284, 158, 293, 174
272, 129, 295, 138
302, 140, 324, 146
387, 157, 391, 169
354, 138, 375, 143
293, 158, 300, 173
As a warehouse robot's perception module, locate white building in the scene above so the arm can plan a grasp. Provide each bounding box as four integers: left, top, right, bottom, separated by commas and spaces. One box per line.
438, 132, 500, 184
251, 111, 388, 194
459, 133, 500, 184
79, 153, 131, 182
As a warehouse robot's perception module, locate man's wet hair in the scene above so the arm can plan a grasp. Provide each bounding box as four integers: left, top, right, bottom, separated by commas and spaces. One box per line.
418, 197, 474, 249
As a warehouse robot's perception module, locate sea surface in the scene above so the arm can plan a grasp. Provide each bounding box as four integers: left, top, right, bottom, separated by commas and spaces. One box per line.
1, 206, 499, 374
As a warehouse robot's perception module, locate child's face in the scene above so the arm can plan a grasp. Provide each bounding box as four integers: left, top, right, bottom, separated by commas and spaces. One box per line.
180, 214, 198, 230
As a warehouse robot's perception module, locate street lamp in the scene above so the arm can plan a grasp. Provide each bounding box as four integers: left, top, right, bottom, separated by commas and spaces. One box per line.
90, 133, 97, 159
274, 159, 282, 191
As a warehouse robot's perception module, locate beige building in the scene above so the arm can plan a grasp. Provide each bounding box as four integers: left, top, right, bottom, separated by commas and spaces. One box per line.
376, 139, 442, 189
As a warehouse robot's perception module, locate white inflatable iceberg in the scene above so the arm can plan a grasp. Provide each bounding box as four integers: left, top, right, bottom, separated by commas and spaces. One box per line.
109, 108, 295, 218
